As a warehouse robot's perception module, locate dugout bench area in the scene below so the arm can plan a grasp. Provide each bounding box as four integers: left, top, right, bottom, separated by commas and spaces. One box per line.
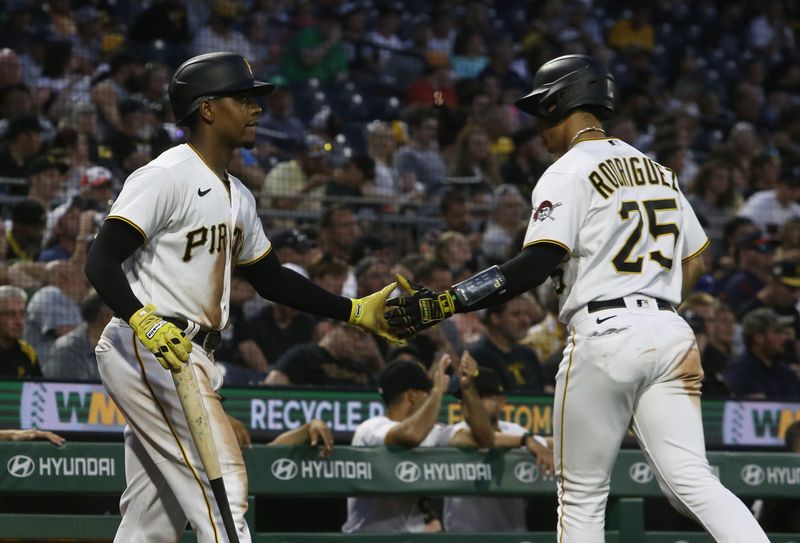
0, 442, 798, 542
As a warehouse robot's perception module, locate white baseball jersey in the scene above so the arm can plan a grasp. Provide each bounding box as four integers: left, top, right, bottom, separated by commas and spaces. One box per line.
107, 144, 271, 330
522, 138, 708, 324
343, 416, 449, 533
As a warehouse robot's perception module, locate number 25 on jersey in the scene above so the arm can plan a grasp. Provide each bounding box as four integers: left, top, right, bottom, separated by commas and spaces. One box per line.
612, 198, 679, 273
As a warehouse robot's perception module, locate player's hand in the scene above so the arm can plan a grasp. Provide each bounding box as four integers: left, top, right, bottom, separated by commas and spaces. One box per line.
458, 351, 480, 390
349, 282, 405, 344
129, 304, 192, 371
525, 435, 554, 476
384, 274, 457, 339
308, 419, 334, 457
430, 353, 452, 392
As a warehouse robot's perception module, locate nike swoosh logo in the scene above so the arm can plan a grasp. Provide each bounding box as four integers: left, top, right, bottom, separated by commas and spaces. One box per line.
198, 188, 211, 197
596, 315, 617, 324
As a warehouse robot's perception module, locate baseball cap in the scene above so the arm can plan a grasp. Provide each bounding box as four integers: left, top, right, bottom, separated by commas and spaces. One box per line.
304, 134, 331, 158
11, 198, 46, 226
741, 308, 794, 338
378, 360, 433, 403
26, 154, 69, 177
772, 260, 800, 288
736, 231, 778, 253
80, 166, 114, 189
454, 366, 504, 399
271, 228, 316, 251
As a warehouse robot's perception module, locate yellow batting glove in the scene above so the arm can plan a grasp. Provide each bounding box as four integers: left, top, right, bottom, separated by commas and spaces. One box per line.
129, 304, 192, 371
349, 282, 405, 344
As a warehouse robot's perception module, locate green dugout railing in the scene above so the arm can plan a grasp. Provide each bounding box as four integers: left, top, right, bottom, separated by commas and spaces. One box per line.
0, 442, 798, 542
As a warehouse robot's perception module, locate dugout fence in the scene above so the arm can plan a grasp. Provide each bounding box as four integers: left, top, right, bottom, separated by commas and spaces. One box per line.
0, 442, 798, 542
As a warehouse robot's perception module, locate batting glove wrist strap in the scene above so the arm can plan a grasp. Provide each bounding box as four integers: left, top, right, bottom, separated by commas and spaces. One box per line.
129, 304, 192, 371
451, 265, 507, 309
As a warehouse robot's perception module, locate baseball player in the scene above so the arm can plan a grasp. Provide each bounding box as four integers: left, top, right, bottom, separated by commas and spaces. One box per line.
443, 365, 553, 533
84, 52, 400, 543
385, 54, 769, 542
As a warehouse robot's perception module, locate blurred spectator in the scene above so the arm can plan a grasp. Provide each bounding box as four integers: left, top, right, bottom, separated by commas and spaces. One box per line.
451, 28, 488, 80
748, 1, 795, 59
478, 36, 526, 99
778, 219, 800, 260
259, 134, 331, 212
129, 0, 192, 47
468, 295, 544, 392
367, 3, 405, 71
701, 302, 735, 398
354, 256, 393, 300
309, 257, 349, 296
247, 301, 318, 371
90, 51, 142, 132
0, 115, 44, 180
394, 107, 447, 194
105, 98, 158, 168
191, 0, 255, 60
738, 174, 800, 234
687, 161, 741, 251
0, 428, 64, 445
0, 285, 40, 377
257, 75, 305, 157
737, 261, 800, 355
212, 271, 267, 384
45, 292, 108, 381
0, 48, 22, 86
726, 308, 800, 399
351, 234, 397, 267
428, 5, 456, 56
407, 51, 459, 108
78, 165, 114, 213
279, 7, 347, 84
23, 260, 86, 363
365, 120, 403, 197
325, 154, 376, 202
720, 231, 777, 313
39, 198, 95, 262
0, 83, 55, 141
270, 228, 317, 276
26, 153, 69, 210
482, 184, 526, 264
433, 230, 473, 281
6, 199, 46, 263
319, 205, 362, 265
448, 124, 501, 189
501, 127, 549, 194
263, 322, 382, 387
608, 5, 654, 52
745, 150, 781, 200
340, 4, 374, 76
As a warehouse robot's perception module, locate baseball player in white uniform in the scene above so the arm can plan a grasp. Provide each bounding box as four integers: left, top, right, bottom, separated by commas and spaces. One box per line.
442, 365, 552, 533
385, 54, 769, 542
85, 52, 400, 543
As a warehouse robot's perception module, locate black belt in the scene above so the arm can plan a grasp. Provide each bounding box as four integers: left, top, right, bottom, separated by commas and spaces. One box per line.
165, 317, 222, 352
587, 297, 674, 313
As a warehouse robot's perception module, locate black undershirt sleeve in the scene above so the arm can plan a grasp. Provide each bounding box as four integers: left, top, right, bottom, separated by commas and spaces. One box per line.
238, 250, 352, 321
84, 218, 147, 321
458, 242, 567, 312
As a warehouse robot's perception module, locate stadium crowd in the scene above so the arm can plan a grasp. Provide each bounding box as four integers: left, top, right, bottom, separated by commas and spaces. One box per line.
0, 0, 800, 406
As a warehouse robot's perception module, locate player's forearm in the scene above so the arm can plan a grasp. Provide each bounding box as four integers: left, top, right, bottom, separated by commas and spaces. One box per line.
384, 388, 444, 447
453, 244, 566, 313
459, 387, 495, 448
84, 220, 145, 321
238, 251, 351, 321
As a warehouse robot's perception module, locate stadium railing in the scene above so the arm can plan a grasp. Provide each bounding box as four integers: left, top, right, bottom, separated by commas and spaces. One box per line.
0, 442, 798, 542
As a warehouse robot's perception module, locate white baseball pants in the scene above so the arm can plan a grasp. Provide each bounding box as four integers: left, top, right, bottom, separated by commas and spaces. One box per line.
554, 299, 769, 543
96, 317, 250, 543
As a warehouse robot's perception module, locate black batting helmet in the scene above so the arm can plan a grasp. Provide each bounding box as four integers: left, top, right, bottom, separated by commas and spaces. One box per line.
516, 54, 614, 123
168, 52, 275, 125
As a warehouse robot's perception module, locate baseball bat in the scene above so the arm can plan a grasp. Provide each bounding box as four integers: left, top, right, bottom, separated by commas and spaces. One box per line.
172, 365, 239, 543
